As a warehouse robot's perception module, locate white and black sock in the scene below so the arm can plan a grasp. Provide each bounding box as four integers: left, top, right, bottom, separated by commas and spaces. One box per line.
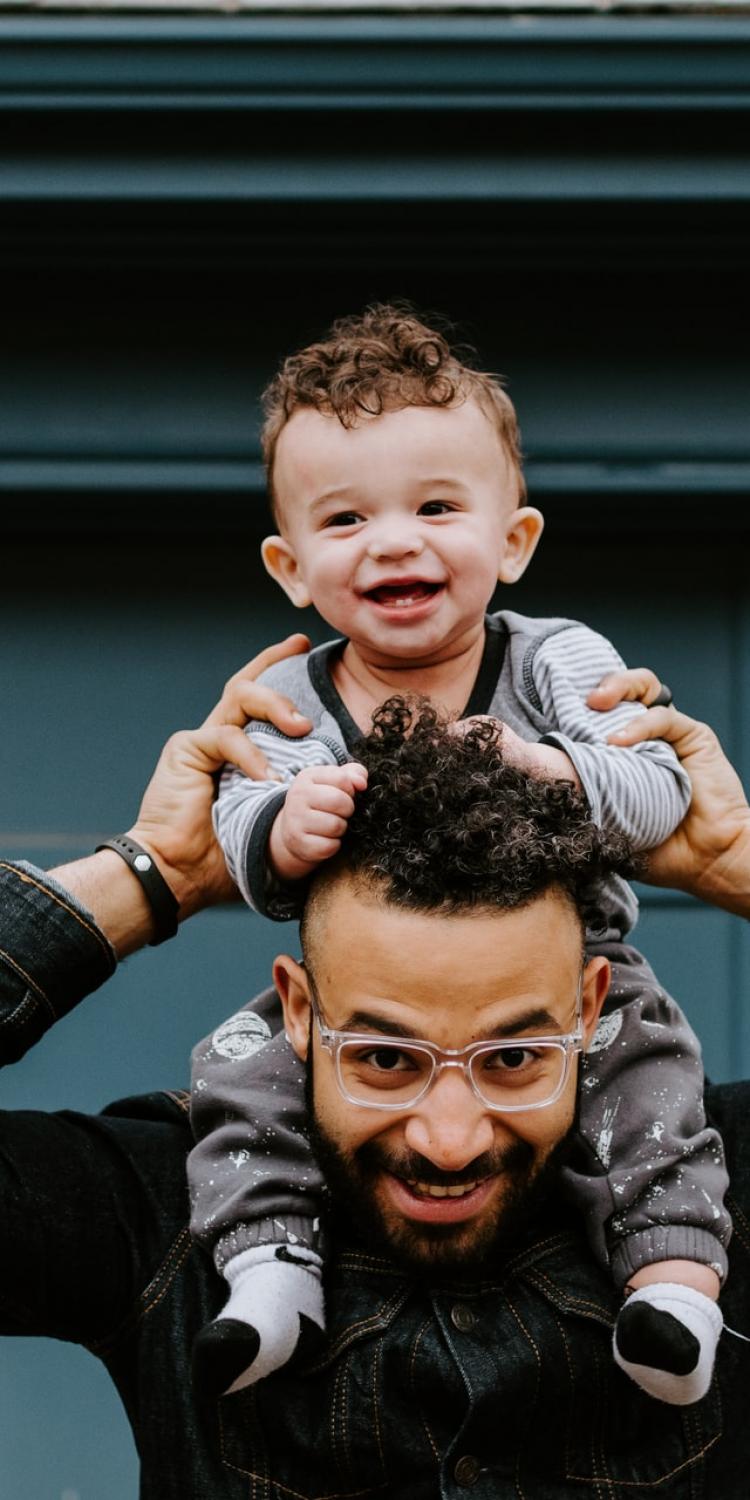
192, 1243, 325, 1399
613, 1283, 722, 1406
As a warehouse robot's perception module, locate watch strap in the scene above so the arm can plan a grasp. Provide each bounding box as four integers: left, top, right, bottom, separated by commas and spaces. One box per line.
96, 834, 179, 946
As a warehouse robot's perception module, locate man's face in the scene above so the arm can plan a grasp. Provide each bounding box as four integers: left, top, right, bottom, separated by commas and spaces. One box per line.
275, 880, 609, 1273
261, 402, 543, 669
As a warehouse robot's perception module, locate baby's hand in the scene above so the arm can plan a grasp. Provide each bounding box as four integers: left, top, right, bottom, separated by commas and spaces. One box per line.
268, 763, 368, 883
460, 716, 581, 788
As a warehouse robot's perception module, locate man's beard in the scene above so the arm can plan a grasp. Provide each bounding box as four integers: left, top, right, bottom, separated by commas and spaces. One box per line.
306, 1059, 571, 1277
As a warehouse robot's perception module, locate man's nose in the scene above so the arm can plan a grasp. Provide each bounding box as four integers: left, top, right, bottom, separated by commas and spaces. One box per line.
403, 1069, 495, 1170
366, 519, 425, 562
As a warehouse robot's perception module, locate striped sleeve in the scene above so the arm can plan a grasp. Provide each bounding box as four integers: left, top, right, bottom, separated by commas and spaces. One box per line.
530, 626, 691, 850
214, 724, 348, 916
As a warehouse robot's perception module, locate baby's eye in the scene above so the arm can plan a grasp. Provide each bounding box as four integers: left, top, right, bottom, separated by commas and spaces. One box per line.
418, 500, 456, 517
323, 511, 362, 528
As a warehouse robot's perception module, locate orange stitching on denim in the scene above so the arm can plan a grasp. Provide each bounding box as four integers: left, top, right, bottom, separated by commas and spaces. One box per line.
370, 1336, 385, 1470
727, 1193, 750, 1250
88, 1226, 193, 1356
409, 1319, 440, 1464
220, 1465, 388, 1500
504, 1294, 541, 1500
136, 1229, 193, 1323
1, 863, 113, 963
0, 945, 57, 1022
524, 1268, 614, 1325
163, 1089, 191, 1114
0, 984, 50, 1030
309, 1285, 408, 1368
335, 1359, 350, 1479
566, 1427, 721, 1486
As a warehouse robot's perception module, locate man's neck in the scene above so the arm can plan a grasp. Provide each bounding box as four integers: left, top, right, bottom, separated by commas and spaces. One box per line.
330, 625, 487, 732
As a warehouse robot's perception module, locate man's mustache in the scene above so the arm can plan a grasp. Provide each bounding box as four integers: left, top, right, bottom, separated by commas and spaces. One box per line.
357, 1137, 535, 1189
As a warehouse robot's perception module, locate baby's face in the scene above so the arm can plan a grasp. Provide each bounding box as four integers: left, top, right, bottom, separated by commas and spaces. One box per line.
264, 400, 542, 667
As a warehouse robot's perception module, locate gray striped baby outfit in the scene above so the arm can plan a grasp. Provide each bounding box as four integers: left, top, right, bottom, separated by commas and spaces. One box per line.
189, 611, 730, 1288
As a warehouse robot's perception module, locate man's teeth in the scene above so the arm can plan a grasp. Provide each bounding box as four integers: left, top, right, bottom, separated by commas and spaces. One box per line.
405, 1178, 479, 1199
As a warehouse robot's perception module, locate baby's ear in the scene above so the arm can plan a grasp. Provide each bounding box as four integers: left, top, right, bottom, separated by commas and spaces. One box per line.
497, 507, 545, 585
261, 536, 312, 609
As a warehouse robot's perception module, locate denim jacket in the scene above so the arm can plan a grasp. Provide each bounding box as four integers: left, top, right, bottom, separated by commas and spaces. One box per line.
2, 859, 750, 1499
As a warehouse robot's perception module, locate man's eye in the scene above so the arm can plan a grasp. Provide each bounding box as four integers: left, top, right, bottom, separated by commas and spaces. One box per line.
357, 1047, 418, 1073
323, 511, 362, 528
483, 1046, 539, 1073
418, 501, 455, 517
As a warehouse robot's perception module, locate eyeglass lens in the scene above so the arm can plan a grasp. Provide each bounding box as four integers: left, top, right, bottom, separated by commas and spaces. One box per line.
337, 1038, 567, 1108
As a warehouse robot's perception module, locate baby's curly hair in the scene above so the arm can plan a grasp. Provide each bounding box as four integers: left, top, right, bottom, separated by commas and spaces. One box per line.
304, 699, 636, 945
261, 303, 525, 516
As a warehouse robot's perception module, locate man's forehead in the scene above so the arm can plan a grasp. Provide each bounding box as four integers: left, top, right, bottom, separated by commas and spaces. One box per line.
303, 874, 583, 1034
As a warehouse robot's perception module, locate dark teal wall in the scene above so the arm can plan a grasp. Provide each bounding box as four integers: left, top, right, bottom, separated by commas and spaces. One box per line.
1, 14, 750, 1498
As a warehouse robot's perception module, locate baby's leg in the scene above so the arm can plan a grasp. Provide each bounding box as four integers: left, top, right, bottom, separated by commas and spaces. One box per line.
563, 943, 731, 1405
188, 990, 326, 1397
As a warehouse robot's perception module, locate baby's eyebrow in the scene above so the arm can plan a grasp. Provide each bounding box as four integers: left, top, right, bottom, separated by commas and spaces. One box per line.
308, 487, 357, 514
415, 476, 470, 492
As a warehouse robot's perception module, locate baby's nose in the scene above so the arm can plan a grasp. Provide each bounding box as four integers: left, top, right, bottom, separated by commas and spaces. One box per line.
366, 522, 425, 560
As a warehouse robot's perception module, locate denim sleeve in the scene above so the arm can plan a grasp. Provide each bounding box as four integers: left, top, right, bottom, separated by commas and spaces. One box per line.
0, 860, 116, 1065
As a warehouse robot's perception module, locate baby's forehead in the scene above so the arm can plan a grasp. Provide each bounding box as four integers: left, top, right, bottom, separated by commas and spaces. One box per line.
274, 399, 511, 504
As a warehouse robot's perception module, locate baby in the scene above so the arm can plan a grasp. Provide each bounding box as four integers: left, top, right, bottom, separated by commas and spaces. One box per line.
189, 305, 728, 1407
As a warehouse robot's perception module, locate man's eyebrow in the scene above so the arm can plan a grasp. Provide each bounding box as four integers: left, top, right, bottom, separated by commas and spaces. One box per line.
340, 1011, 418, 1038
338, 1006, 564, 1040
488, 1008, 562, 1038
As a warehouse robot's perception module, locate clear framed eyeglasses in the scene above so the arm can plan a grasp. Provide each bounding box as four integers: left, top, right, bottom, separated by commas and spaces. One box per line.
310, 982, 584, 1114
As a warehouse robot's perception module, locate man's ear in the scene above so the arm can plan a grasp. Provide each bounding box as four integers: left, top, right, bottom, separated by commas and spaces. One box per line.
497, 507, 545, 585
261, 535, 312, 609
580, 955, 611, 1049
273, 953, 312, 1060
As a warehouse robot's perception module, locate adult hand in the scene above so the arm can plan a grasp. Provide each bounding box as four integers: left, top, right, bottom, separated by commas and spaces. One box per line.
128, 635, 312, 919
588, 670, 750, 916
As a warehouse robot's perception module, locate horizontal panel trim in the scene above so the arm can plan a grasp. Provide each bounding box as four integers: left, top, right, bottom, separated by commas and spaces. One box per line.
1, 16, 750, 111
0, 839, 708, 915
4, 153, 750, 202
1, 457, 749, 497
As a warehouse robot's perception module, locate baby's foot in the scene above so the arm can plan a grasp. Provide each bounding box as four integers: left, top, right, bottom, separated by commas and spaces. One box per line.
192, 1243, 325, 1399
613, 1283, 722, 1405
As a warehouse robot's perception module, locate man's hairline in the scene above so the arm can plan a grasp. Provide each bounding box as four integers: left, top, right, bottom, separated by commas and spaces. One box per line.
299, 862, 586, 980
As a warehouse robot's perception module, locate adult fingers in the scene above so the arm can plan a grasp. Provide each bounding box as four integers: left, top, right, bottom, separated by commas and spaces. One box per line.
203, 635, 312, 733
587, 667, 664, 712
607, 705, 713, 758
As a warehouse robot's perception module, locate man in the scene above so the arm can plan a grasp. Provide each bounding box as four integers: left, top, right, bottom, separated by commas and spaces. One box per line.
2, 648, 750, 1498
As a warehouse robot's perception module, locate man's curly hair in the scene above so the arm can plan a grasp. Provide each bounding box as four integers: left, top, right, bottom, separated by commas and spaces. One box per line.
261, 303, 525, 517
302, 699, 636, 955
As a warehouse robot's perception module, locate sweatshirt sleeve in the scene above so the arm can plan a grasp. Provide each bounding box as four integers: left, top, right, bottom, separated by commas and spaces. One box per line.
213, 722, 350, 918
529, 626, 691, 850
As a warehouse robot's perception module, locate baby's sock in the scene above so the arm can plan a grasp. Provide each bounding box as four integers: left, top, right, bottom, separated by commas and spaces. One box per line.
192, 1243, 325, 1399
613, 1282, 722, 1406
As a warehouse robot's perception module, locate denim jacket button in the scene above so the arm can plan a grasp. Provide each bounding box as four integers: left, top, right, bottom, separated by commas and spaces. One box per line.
454, 1454, 481, 1486
451, 1303, 477, 1333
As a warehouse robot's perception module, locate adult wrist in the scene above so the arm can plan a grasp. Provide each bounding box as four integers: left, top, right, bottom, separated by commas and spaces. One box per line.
703, 826, 750, 919
95, 834, 179, 945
